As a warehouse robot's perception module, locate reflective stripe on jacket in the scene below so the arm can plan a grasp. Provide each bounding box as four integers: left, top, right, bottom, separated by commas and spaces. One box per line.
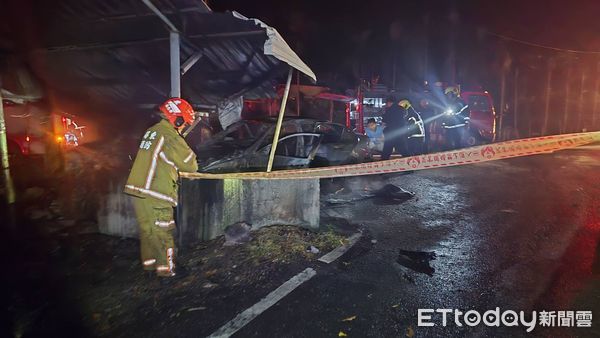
124, 119, 198, 206
406, 109, 425, 139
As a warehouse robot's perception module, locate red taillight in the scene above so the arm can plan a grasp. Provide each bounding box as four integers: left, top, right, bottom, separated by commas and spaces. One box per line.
26, 136, 30, 142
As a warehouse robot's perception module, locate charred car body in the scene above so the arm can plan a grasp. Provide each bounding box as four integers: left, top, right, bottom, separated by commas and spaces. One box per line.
194, 118, 371, 173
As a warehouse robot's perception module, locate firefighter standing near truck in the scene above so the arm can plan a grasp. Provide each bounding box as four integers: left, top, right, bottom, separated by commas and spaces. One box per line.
442, 86, 470, 150
124, 98, 198, 280
381, 96, 407, 160
398, 99, 425, 156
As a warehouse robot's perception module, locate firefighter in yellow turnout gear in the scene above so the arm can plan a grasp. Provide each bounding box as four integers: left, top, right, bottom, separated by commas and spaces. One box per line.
124, 98, 198, 278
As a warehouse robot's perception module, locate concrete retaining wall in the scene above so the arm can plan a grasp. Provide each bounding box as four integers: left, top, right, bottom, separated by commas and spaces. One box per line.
97, 182, 139, 238
97, 178, 320, 244
177, 178, 320, 246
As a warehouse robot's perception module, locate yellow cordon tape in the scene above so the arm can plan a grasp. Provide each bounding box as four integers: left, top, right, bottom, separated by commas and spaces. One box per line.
181, 131, 600, 180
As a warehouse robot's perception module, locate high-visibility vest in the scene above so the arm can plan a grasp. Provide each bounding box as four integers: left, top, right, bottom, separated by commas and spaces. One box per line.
124, 119, 198, 206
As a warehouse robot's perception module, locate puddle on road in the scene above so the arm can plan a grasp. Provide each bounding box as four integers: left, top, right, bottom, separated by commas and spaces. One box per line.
396, 250, 437, 276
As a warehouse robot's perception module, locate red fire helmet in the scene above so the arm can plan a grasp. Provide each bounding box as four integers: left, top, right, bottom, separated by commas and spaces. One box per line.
159, 98, 195, 127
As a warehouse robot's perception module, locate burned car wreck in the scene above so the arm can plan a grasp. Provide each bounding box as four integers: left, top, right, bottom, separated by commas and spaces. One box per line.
193, 118, 371, 173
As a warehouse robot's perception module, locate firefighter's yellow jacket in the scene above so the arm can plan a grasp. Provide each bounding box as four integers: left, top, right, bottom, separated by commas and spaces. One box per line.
124, 119, 198, 206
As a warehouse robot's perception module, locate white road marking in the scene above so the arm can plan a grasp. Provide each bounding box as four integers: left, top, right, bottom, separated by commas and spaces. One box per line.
318, 232, 362, 264
207, 268, 317, 338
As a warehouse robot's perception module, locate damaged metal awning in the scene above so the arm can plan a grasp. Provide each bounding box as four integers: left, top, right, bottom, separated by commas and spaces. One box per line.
20, 0, 315, 112
231, 12, 315, 83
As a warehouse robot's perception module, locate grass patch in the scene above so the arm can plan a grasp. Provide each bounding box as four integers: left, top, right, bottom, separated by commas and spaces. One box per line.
247, 225, 346, 262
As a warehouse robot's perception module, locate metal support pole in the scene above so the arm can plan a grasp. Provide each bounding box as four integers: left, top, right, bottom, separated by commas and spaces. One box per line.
170, 31, 181, 98
0, 85, 16, 205
392, 47, 397, 90
267, 68, 293, 172
498, 65, 507, 140
513, 68, 519, 137
142, 0, 179, 32
562, 58, 572, 133
296, 70, 301, 116
542, 59, 554, 135
181, 51, 203, 76
423, 14, 429, 81
520, 75, 529, 137
329, 100, 333, 122
577, 71, 586, 132
357, 87, 364, 133
592, 60, 600, 130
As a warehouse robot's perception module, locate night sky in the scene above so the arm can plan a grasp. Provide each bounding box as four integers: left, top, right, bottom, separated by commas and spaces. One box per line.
1, 0, 598, 135
209, 0, 600, 88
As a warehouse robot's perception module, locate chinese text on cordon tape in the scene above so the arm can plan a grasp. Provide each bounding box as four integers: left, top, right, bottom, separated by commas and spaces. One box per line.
180, 132, 600, 180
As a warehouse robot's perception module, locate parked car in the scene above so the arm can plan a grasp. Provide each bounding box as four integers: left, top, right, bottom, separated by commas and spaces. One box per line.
193, 118, 371, 173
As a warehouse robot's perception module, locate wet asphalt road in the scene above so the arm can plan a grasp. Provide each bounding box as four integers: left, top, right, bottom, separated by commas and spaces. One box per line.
230, 146, 600, 337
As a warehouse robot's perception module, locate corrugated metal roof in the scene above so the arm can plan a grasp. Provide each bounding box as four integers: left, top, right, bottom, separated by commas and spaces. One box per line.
22, 0, 313, 113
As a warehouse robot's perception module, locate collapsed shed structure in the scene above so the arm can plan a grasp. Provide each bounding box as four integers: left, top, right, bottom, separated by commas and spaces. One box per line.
19, 0, 315, 114
2, 0, 319, 242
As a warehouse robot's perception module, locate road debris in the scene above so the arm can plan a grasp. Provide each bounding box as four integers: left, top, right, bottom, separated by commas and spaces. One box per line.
396, 250, 436, 276
202, 282, 218, 289
338, 331, 348, 337
204, 269, 218, 278
186, 307, 207, 312
324, 183, 414, 206
372, 184, 415, 205
307, 246, 320, 254
223, 222, 253, 246
341, 315, 356, 322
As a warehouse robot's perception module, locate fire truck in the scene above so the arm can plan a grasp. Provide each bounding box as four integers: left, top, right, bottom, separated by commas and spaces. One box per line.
357, 82, 497, 149
3, 99, 87, 162
459, 90, 496, 145
242, 85, 360, 131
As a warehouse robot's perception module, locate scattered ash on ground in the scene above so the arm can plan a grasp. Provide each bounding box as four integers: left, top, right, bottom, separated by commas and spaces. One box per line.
7, 220, 346, 337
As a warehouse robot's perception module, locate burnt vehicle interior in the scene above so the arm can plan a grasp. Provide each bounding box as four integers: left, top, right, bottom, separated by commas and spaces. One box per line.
194, 119, 370, 173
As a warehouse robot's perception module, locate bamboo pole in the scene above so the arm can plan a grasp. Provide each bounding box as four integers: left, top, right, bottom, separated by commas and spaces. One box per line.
266, 68, 293, 172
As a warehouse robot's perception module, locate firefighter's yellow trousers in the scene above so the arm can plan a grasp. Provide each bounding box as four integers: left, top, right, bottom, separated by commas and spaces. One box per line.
131, 196, 176, 277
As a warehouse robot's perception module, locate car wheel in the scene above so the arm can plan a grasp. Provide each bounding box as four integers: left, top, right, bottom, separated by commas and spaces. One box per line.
465, 134, 479, 147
